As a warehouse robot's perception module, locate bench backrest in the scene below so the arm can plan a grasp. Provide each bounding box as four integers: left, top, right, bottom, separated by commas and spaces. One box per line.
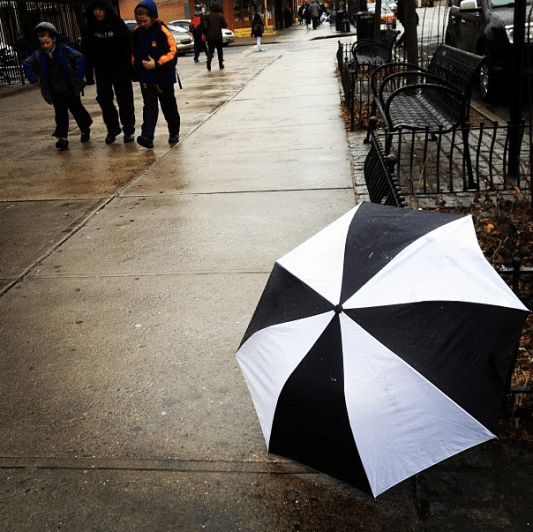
352, 29, 400, 65
364, 129, 406, 207
427, 44, 484, 95
381, 29, 400, 50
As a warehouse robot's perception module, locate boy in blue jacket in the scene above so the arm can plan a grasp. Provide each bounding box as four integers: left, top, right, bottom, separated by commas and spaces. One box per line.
23, 22, 92, 151
132, 0, 180, 149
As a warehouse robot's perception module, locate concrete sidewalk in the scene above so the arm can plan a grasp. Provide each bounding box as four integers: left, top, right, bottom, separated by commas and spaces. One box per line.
1, 24, 532, 532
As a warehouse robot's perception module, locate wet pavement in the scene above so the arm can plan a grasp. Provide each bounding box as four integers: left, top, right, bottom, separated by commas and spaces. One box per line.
1, 23, 533, 531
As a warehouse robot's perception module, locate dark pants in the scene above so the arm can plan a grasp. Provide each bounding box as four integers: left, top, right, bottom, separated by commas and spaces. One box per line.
139, 83, 180, 140
193, 35, 207, 61
51, 92, 92, 139
95, 67, 135, 135
207, 40, 224, 66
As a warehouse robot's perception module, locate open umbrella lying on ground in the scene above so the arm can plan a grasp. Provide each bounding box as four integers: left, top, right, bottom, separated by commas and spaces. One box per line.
236, 202, 529, 497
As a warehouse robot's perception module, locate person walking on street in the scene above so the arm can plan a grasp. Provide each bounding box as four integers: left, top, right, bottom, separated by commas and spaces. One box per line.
23, 22, 92, 151
203, 2, 228, 71
132, 0, 180, 148
309, 0, 320, 29
190, 4, 208, 63
251, 12, 264, 52
81, 0, 136, 144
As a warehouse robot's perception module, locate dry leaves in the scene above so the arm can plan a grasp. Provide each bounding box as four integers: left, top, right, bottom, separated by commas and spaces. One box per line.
436, 190, 533, 443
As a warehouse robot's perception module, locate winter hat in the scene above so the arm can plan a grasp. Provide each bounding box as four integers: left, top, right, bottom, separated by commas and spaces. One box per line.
33, 22, 59, 37
135, 0, 159, 18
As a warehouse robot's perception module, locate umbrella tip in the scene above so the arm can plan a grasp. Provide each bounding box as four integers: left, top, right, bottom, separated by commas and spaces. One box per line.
334, 304, 343, 314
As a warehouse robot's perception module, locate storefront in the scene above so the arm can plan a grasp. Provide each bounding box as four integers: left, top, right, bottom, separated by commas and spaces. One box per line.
190, 0, 273, 31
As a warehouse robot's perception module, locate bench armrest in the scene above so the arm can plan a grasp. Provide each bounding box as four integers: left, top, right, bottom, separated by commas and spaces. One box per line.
370, 61, 427, 97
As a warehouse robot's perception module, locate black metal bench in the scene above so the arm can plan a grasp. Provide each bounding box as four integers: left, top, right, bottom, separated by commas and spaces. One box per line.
366, 44, 483, 185
351, 29, 400, 72
364, 121, 407, 207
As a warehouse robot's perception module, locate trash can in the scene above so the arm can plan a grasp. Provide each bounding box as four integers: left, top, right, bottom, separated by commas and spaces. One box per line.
336, 10, 344, 32
356, 12, 372, 39
342, 15, 350, 32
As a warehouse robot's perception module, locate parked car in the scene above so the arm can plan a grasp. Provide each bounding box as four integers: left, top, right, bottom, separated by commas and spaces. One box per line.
445, 0, 533, 101
169, 18, 235, 45
166, 24, 194, 54
0, 42, 17, 66
367, 3, 397, 27
0, 41, 18, 83
124, 19, 194, 55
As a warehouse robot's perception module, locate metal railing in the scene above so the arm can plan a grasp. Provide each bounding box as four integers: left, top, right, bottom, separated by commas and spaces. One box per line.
373, 123, 532, 199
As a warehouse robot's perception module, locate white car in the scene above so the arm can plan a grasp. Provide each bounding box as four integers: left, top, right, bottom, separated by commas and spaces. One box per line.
124, 19, 194, 55
169, 18, 235, 46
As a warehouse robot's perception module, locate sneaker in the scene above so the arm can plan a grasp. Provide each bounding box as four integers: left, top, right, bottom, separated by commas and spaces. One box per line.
168, 134, 180, 144
55, 138, 69, 150
80, 130, 90, 142
206, 60, 211, 71
124, 133, 135, 143
105, 130, 121, 144
194, 58, 199, 63
137, 135, 154, 149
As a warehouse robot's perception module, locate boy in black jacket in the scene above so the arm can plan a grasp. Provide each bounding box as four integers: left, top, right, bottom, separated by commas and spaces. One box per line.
82, 0, 136, 144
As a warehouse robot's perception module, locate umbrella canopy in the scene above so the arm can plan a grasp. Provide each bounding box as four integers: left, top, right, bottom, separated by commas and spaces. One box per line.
236, 202, 529, 498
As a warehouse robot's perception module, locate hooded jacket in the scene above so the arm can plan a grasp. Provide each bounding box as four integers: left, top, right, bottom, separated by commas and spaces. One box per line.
204, 3, 228, 43
131, 0, 177, 85
81, 0, 132, 73
23, 22, 87, 104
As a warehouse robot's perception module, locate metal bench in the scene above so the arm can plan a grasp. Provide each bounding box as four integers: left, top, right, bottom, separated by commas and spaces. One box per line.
364, 121, 407, 207
351, 29, 400, 73
366, 44, 484, 185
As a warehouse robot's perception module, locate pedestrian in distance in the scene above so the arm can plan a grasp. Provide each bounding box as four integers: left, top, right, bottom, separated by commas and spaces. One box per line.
203, 2, 228, 71
23, 22, 93, 151
309, 0, 320, 29
304, 3, 312, 29
81, 0, 136, 144
190, 4, 208, 63
251, 12, 264, 52
131, 0, 181, 149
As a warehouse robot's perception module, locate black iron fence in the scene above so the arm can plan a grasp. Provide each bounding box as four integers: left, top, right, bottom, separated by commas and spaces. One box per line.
374, 123, 532, 200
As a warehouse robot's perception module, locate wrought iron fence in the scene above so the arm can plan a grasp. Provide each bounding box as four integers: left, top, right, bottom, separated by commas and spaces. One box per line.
374, 122, 531, 199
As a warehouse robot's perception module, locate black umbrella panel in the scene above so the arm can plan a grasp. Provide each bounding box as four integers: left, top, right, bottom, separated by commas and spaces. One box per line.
236, 202, 529, 497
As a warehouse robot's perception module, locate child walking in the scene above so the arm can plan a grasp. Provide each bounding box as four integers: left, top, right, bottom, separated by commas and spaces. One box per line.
81, 0, 136, 144
132, 0, 180, 149
23, 22, 92, 151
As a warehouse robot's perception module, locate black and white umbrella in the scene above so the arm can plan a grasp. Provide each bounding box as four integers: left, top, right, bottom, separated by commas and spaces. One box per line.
236, 202, 529, 497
